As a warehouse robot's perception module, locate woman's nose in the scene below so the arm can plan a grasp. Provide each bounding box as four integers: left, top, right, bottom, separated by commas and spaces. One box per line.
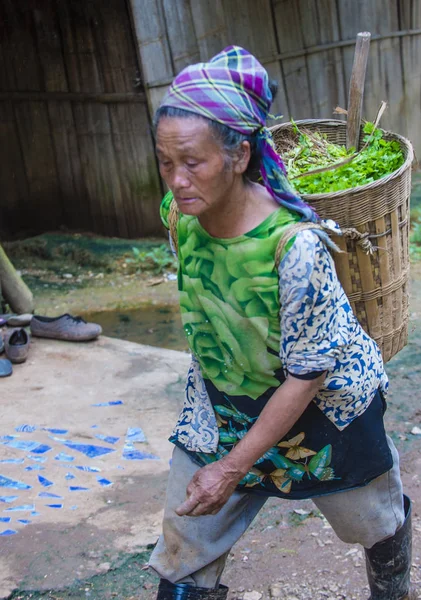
172, 166, 191, 190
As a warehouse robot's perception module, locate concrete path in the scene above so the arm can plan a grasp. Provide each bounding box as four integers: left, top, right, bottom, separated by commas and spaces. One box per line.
0, 336, 190, 598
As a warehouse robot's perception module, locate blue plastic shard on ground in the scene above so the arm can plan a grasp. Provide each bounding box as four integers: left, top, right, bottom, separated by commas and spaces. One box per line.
126, 427, 146, 443
54, 453, 74, 462
63, 442, 115, 459
97, 477, 113, 487
0, 517, 11, 523
70, 505, 78, 510
43, 428, 68, 435
25, 465, 45, 472
91, 425, 98, 429
49, 436, 68, 442
46, 504, 63, 509
75, 466, 100, 473
38, 492, 63, 499
4, 440, 40, 452
0, 529, 17, 536
0, 435, 18, 442
17, 519, 31, 525
38, 475, 53, 488
5, 505, 35, 512
28, 455, 47, 463
0, 496, 19, 503
69, 486, 89, 492
31, 511, 41, 516
95, 434, 120, 445
91, 400, 123, 407
65, 473, 76, 480
15, 425, 36, 433
122, 443, 159, 461
0, 475, 31, 490
0, 458, 24, 464
30, 444, 52, 455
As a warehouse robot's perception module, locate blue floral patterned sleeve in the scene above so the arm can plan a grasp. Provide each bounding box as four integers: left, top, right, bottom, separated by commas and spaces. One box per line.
279, 230, 388, 430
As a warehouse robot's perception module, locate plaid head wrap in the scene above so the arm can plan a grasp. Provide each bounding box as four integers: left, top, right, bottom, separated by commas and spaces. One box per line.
160, 45, 318, 222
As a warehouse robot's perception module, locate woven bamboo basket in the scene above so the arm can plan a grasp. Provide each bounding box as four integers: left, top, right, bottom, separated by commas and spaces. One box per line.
270, 119, 414, 363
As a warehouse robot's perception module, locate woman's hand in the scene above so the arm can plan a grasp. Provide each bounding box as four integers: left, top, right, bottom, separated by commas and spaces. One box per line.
175, 458, 245, 517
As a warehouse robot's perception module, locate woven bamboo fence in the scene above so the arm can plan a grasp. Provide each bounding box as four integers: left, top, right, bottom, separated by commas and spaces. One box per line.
1, 0, 421, 239
271, 119, 414, 362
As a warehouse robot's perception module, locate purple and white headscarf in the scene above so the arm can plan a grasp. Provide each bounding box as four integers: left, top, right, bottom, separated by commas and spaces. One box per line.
160, 45, 318, 222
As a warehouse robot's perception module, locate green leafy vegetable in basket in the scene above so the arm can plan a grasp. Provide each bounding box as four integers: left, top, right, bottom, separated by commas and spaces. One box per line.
283, 121, 405, 195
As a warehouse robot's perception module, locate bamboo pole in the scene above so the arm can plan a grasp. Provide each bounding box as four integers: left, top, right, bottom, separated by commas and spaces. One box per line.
0, 245, 34, 314
346, 32, 371, 150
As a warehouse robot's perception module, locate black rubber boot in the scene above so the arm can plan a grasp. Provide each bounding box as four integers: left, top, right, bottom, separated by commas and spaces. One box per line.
365, 495, 413, 599
156, 579, 228, 599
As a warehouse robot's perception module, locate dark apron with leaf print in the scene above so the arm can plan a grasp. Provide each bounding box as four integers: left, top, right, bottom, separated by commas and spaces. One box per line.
171, 381, 393, 500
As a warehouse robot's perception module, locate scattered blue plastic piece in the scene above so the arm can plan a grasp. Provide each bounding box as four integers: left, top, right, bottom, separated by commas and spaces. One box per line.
31, 511, 41, 516
25, 465, 45, 472
0, 436, 18, 442
65, 473, 76, 480
70, 505, 78, 510
27, 455, 47, 463
75, 466, 100, 473
91, 425, 98, 429
97, 478, 113, 487
95, 435, 120, 445
15, 425, 36, 433
0, 529, 17, 536
69, 486, 89, 492
54, 453, 74, 462
38, 475, 53, 488
122, 444, 159, 461
5, 505, 35, 512
17, 519, 31, 525
45, 504, 63, 509
43, 428, 68, 435
0, 517, 11, 523
0, 458, 24, 464
4, 440, 40, 451
49, 436, 68, 442
0, 475, 31, 490
63, 442, 115, 459
126, 427, 146, 443
91, 400, 123, 407
30, 444, 52, 455
0, 496, 19, 503
38, 492, 63, 499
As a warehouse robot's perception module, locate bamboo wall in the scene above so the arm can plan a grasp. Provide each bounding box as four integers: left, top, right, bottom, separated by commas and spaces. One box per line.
132, 0, 421, 141
0, 0, 162, 239
1, 0, 420, 239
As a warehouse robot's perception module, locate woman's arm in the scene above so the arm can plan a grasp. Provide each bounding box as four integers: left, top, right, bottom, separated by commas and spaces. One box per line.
176, 372, 325, 517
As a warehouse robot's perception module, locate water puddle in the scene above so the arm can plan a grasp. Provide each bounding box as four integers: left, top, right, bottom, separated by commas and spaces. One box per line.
82, 306, 188, 352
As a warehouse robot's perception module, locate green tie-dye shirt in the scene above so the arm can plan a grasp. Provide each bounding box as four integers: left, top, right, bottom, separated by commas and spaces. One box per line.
160, 191, 300, 399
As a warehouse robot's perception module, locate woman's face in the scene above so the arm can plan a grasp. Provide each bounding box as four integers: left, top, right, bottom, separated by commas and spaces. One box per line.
156, 116, 245, 217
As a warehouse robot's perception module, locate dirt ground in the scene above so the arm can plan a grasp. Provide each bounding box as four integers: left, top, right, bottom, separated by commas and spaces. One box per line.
2, 211, 421, 599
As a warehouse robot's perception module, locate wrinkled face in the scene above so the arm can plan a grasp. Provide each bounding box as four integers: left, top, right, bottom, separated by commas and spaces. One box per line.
155, 116, 238, 217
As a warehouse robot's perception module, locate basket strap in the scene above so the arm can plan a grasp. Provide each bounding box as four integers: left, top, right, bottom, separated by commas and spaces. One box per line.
168, 199, 180, 255
275, 222, 325, 269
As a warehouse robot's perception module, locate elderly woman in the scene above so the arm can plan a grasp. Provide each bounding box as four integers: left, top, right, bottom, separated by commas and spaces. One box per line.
148, 47, 413, 600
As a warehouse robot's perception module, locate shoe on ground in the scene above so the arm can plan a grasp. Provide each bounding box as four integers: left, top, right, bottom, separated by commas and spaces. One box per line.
0, 358, 13, 377
4, 328, 30, 364
6, 314, 33, 327
30, 314, 102, 342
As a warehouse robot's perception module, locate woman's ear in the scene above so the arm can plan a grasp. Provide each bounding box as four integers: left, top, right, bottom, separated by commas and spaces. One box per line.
233, 141, 251, 175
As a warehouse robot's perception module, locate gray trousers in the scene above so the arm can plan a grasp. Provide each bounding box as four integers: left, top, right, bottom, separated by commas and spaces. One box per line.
149, 438, 404, 588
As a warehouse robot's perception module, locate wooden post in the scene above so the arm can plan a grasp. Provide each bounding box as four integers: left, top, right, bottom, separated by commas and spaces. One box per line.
0, 245, 34, 314
346, 32, 371, 150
